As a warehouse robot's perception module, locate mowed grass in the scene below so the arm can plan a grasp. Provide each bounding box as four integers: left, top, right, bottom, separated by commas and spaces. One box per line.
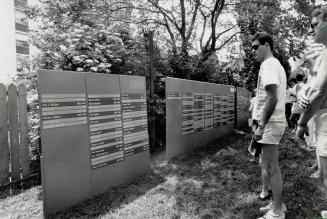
1, 129, 326, 218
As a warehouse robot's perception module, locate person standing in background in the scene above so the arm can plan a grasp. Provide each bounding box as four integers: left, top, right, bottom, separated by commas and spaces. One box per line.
296, 7, 327, 218
285, 84, 293, 131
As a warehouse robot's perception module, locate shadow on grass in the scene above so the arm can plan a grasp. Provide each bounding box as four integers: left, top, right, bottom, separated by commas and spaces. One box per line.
47, 130, 327, 218
0, 176, 41, 201
51, 169, 166, 218
152, 130, 327, 219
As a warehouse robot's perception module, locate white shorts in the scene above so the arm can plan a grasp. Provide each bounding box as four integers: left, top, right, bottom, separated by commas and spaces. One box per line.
258, 121, 286, 145
313, 109, 327, 157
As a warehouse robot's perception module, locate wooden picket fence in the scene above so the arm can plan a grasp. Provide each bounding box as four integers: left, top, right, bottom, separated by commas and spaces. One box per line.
0, 83, 30, 186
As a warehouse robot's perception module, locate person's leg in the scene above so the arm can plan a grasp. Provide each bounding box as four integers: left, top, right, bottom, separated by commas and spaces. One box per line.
285, 103, 292, 130
261, 144, 283, 215
320, 156, 327, 218
290, 113, 296, 131
259, 155, 270, 198
311, 149, 322, 178
319, 156, 327, 195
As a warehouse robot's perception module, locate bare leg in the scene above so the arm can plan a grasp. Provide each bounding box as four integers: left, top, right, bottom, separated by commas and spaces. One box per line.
259, 155, 270, 197
311, 149, 322, 178
319, 156, 327, 195
261, 144, 283, 214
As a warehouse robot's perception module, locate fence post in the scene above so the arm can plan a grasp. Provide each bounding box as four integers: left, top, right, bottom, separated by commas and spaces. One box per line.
0, 83, 9, 184
8, 84, 20, 181
18, 84, 30, 177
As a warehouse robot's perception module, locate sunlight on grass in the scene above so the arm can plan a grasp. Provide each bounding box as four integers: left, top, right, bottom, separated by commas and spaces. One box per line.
183, 178, 204, 189
201, 158, 218, 170
103, 193, 177, 219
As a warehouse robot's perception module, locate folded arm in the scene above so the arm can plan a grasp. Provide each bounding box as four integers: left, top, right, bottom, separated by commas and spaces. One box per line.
298, 51, 327, 126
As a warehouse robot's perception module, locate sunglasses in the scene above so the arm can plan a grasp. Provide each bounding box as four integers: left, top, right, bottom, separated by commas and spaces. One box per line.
252, 44, 260, 50
311, 23, 319, 30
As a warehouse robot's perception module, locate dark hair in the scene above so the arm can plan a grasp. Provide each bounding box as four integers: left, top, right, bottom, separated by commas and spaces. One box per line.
252, 32, 274, 50
296, 74, 304, 82
312, 7, 327, 21
289, 77, 297, 84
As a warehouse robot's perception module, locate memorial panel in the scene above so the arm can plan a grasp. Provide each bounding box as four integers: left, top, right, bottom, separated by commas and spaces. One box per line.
166, 78, 194, 159
121, 93, 148, 156
204, 89, 214, 130
165, 78, 235, 158
119, 75, 150, 180
182, 92, 194, 135
40, 70, 151, 214
38, 70, 92, 216
88, 93, 124, 169
193, 81, 206, 148
236, 87, 250, 128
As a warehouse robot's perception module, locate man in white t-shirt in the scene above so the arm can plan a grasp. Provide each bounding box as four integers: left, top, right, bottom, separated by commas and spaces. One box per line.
251, 32, 287, 219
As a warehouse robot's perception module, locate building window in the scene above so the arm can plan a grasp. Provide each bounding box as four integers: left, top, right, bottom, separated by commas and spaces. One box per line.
14, 0, 27, 9
15, 8, 28, 32
16, 40, 29, 55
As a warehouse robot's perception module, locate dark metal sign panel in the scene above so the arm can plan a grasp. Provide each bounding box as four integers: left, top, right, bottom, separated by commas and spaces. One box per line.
204, 83, 216, 143
193, 81, 206, 149
121, 93, 148, 156
182, 92, 194, 134
237, 87, 251, 128
38, 70, 92, 216
193, 88, 205, 133
39, 70, 151, 215
213, 92, 222, 128
119, 75, 150, 181
166, 78, 235, 157
166, 78, 194, 159
85, 73, 127, 196
88, 92, 124, 169
204, 85, 214, 130
213, 85, 234, 138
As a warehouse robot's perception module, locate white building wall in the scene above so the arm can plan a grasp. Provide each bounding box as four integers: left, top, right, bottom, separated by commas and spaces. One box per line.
0, 1, 17, 85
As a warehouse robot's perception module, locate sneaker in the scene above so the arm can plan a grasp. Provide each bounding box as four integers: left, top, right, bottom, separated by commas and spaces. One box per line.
259, 202, 287, 213
309, 163, 318, 171
305, 146, 315, 151
259, 191, 272, 201
310, 170, 321, 179
258, 210, 285, 219
321, 210, 327, 218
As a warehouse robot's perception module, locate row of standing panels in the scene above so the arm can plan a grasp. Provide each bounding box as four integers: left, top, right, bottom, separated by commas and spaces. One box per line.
38, 70, 150, 216
166, 77, 235, 160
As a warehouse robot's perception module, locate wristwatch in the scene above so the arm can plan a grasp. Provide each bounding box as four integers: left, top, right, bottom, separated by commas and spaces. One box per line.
297, 121, 307, 127
258, 122, 265, 129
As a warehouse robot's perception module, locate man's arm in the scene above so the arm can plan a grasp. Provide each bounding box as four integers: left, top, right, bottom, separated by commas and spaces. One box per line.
260, 84, 278, 127
297, 51, 327, 126
248, 102, 254, 118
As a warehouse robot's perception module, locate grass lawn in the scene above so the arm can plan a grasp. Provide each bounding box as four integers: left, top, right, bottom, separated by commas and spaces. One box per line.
1, 129, 326, 218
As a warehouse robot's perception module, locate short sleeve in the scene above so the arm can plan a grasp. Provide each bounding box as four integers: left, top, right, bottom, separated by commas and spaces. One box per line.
314, 49, 327, 91
261, 60, 280, 87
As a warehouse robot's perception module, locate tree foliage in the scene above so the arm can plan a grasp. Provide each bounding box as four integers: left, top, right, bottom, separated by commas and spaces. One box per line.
128, 0, 239, 79
29, 0, 147, 75
235, 0, 296, 90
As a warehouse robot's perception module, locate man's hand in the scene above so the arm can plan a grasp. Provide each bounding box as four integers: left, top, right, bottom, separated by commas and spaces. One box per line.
296, 124, 309, 140
298, 87, 310, 109
304, 43, 326, 60
248, 118, 253, 127
254, 126, 264, 141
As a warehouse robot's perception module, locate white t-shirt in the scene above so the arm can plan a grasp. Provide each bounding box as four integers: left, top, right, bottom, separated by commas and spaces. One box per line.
252, 57, 287, 122
290, 82, 304, 114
